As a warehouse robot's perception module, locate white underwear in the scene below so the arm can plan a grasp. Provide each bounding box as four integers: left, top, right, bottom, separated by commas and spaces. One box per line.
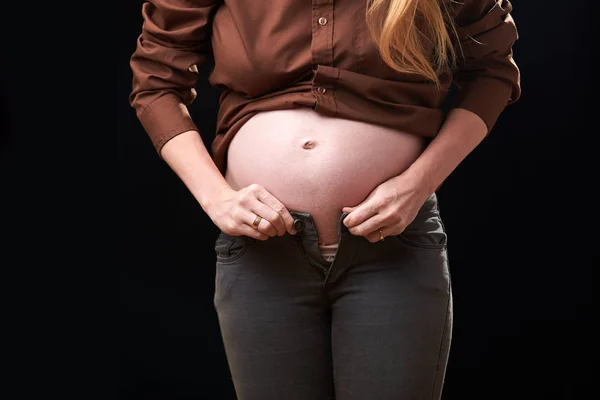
318, 242, 339, 263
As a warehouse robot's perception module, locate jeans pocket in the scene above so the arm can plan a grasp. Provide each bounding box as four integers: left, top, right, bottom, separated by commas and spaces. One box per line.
214, 232, 252, 264
396, 211, 448, 250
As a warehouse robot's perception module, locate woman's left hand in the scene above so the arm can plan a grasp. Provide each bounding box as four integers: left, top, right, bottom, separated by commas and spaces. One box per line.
341, 172, 433, 243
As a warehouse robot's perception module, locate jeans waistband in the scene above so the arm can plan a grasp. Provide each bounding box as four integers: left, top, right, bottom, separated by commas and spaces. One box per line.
289, 191, 438, 239
289, 211, 351, 240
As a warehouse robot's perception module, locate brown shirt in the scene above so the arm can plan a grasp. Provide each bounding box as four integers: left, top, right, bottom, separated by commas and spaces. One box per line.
129, 0, 521, 176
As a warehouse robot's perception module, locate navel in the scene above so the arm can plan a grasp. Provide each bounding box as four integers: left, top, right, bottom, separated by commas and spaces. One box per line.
302, 140, 317, 150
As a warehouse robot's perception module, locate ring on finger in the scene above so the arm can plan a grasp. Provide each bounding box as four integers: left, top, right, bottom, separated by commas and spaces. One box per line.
252, 214, 263, 230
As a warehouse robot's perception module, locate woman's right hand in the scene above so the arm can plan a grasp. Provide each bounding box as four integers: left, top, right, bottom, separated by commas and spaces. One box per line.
205, 183, 298, 240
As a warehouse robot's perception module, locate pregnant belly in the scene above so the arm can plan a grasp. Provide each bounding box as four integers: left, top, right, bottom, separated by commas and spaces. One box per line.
225, 108, 428, 245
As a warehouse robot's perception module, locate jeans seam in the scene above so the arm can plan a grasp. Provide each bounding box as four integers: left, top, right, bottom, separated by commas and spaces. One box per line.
395, 233, 448, 250
213, 261, 243, 309
292, 237, 328, 274
430, 285, 451, 399
322, 233, 359, 291
215, 235, 251, 264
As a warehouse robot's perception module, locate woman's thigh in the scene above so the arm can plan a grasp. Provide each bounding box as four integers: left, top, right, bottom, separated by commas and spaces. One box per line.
213, 232, 335, 400
329, 202, 452, 400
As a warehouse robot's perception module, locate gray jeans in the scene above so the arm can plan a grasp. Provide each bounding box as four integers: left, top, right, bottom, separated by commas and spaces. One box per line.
213, 192, 452, 399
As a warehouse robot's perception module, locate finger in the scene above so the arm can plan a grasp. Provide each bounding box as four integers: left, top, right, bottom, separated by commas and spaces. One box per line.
237, 224, 270, 241
243, 206, 279, 237
347, 212, 388, 238
255, 188, 296, 236
366, 225, 390, 243
343, 203, 378, 230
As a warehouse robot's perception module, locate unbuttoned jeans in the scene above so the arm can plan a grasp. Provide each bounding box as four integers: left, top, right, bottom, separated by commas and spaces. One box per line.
213, 192, 452, 400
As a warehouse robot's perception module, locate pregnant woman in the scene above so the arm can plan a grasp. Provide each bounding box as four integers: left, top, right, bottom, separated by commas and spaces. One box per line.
129, 0, 521, 398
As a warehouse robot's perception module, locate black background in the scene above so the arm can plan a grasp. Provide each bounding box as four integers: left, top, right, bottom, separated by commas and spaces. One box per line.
116, 1, 595, 399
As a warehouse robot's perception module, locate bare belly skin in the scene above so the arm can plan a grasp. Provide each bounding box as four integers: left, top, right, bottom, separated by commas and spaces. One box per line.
224, 108, 428, 245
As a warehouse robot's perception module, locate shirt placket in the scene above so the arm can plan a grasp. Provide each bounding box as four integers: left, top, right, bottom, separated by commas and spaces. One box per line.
311, 0, 338, 113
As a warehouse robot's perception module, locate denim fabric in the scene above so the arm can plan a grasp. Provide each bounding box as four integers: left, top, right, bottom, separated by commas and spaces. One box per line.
213, 192, 452, 400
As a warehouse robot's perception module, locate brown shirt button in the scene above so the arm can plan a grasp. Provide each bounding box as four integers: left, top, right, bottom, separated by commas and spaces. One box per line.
318, 17, 328, 26
317, 86, 327, 94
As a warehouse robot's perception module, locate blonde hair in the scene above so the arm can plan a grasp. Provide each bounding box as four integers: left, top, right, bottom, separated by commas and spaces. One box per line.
365, 0, 463, 89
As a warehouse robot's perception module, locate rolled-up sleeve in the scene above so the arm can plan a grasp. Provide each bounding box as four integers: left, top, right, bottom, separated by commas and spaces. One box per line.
129, 0, 221, 154
451, 0, 522, 134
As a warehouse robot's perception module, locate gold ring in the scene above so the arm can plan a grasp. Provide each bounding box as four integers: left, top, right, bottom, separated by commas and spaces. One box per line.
252, 215, 263, 230
379, 229, 385, 241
